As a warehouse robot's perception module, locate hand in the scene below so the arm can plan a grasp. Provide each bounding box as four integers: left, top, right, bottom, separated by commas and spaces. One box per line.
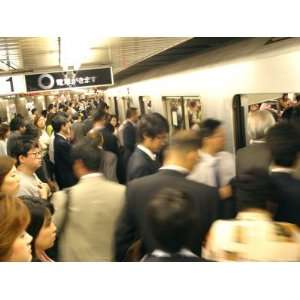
219, 185, 232, 200
38, 183, 50, 200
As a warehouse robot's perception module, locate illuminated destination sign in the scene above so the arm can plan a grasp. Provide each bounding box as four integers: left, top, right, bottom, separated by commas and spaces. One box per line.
25, 67, 114, 92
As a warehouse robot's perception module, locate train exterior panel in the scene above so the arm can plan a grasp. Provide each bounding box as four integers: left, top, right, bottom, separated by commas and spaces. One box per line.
105, 38, 300, 152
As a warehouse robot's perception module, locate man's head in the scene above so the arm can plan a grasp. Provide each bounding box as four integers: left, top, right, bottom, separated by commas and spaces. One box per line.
266, 121, 300, 168
51, 114, 71, 136
9, 116, 26, 133
232, 168, 277, 213
198, 118, 225, 154
137, 113, 169, 153
164, 130, 200, 171
247, 110, 275, 141
126, 107, 139, 123
146, 188, 196, 254
10, 138, 42, 171
92, 110, 109, 129
71, 138, 102, 178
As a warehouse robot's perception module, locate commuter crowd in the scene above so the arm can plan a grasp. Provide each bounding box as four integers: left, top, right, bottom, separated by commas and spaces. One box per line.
0, 94, 299, 262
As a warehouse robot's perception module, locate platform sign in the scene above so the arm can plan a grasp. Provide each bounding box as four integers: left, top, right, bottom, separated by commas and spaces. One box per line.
0, 75, 27, 95
25, 67, 114, 92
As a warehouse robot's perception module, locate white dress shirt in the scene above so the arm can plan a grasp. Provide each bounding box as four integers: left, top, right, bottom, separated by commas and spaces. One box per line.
160, 165, 189, 175
188, 150, 235, 187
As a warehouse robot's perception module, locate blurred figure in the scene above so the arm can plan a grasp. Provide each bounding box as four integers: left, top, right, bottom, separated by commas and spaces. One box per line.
71, 112, 85, 144
22, 196, 56, 262
236, 110, 275, 176
107, 114, 120, 136
10, 138, 50, 200
7, 115, 26, 156
0, 193, 32, 262
249, 103, 260, 113
52, 140, 124, 261
142, 188, 204, 262
126, 113, 169, 182
0, 156, 20, 197
204, 169, 300, 261
87, 129, 118, 182
279, 93, 292, 111
115, 130, 219, 261
0, 123, 10, 156
188, 119, 235, 217
267, 121, 300, 227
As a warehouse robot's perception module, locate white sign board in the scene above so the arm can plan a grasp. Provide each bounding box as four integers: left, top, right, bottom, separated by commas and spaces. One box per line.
0, 75, 27, 95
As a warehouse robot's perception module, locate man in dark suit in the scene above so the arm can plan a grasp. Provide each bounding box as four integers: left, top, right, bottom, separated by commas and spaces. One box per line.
266, 121, 300, 227
236, 110, 275, 176
126, 113, 169, 182
52, 114, 77, 189
122, 107, 139, 169
114, 130, 220, 261
142, 188, 206, 262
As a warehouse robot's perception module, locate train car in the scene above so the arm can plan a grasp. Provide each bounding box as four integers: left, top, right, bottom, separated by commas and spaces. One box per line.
104, 37, 300, 153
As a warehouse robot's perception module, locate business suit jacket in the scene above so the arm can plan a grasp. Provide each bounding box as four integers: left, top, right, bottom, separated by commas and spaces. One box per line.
54, 134, 77, 189
271, 172, 300, 227
126, 148, 160, 182
114, 169, 220, 261
122, 121, 137, 168
100, 150, 118, 182
52, 175, 125, 261
236, 142, 272, 176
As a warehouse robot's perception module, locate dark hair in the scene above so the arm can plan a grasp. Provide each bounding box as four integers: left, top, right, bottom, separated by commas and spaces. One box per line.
126, 107, 138, 119
41, 110, 47, 118
31, 108, 37, 115
23, 123, 40, 140
97, 101, 109, 112
281, 106, 300, 121
266, 121, 300, 167
197, 118, 222, 147
47, 104, 54, 112
71, 138, 102, 172
296, 95, 300, 103
137, 113, 169, 143
21, 196, 54, 259
10, 137, 40, 166
231, 168, 277, 212
0, 156, 16, 187
51, 114, 68, 133
146, 188, 196, 254
0, 124, 9, 140
9, 116, 25, 132
92, 110, 108, 124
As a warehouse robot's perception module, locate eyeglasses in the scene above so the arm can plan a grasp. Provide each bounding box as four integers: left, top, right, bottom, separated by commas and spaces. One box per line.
28, 151, 42, 158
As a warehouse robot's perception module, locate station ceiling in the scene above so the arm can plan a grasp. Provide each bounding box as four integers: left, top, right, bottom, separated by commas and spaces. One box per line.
0, 37, 252, 82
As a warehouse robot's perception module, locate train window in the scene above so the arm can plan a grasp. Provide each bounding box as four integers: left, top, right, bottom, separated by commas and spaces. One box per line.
138, 96, 152, 115
162, 96, 201, 135
233, 93, 300, 151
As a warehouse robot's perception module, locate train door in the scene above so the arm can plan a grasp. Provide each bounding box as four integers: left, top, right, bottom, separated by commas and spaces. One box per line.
113, 97, 120, 120
232, 93, 283, 151
139, 96, 152, 115
162, 96, 185, 135
182, 96, 202, 129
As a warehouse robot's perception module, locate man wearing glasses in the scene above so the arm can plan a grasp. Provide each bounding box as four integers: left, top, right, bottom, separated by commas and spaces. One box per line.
11, 137, 50, 200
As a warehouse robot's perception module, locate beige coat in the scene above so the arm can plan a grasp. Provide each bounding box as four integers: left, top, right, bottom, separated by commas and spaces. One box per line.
52, 174, 125, 262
